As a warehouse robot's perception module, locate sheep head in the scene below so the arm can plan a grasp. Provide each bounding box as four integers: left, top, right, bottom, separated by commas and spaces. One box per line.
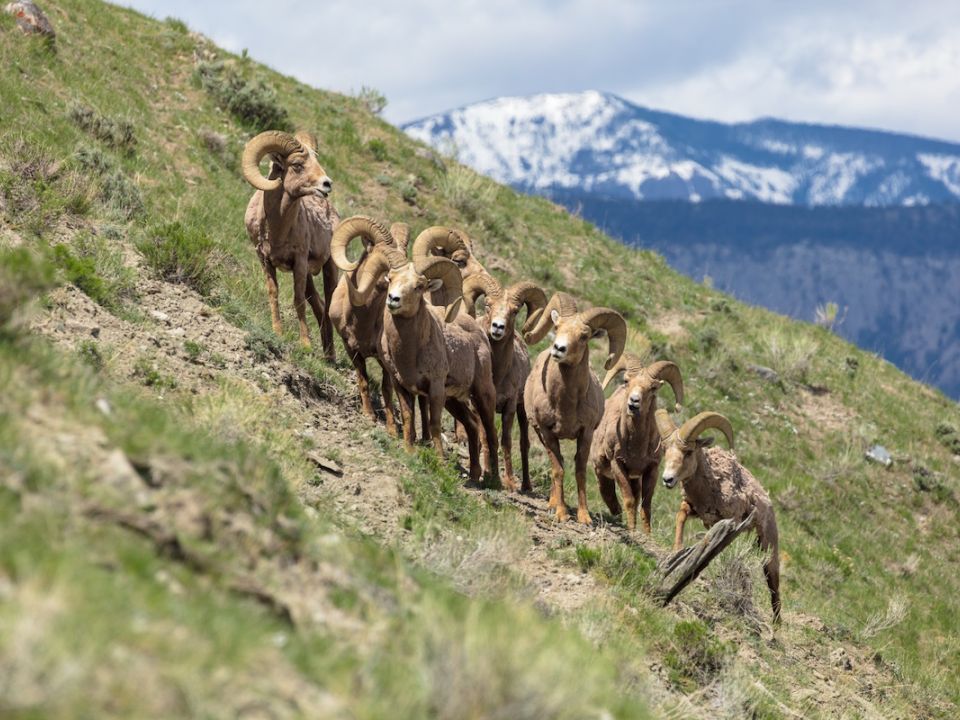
603, 354, 684, 417
331, 216, 408, 307
524, 293, 626, 370
655, 410, 734, 488
412, 226, 484, 278
242, 130, 333, 199
385, 256, 463, 321
463, 275, 547, 343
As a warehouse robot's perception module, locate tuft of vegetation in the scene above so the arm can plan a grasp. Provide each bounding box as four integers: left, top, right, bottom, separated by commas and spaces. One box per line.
77, 338, 104, 370
354, 85, 387, 115
67, 103, 137, 154
436, 162, 498, 222
366, 137, 388, 161
195, 58, 291, 133
137, 222, 217, 295
132, 355, 177, 390
663, 620, 731, 692
0, 246, 55, 328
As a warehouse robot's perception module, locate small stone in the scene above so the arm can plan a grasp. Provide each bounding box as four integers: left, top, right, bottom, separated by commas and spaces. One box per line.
747, 363, 780, 383
306, 450, 343, 477
95, 397, 112, 416
5, 1, 55, 39
865, 445, 892, 467
149, 310, 170, 324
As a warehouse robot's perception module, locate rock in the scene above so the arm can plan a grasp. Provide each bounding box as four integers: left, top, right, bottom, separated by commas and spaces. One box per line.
306, 450, 343, 477
747, 363, 780, 383
5, 1, 55, 40
95, 397, 112, 416
829, 647, 853, 671
865, 445, 892, 467
149, 309, 171, 324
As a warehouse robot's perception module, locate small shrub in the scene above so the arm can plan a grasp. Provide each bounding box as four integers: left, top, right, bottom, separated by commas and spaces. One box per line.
765, 328, 818, 384
844, 355, 859, 378
814, 301, 844, 331
183, 339, 204, 362
137, 222, 217, 295
366, 138, 388, 161
164, 16, 189, 33
195, 59, 291, 133
53, 244, 107, 305
374, 173, 392, 186
354, 85, 387, 115
244, 326, 283, 363
68, 103, 136, 154
398, 180, 418, 205
0, 246, 55, 328
99, 171, 143, 220
934, 422, 960, 455
574, 544, 601, 571
691, 325, 720, 355
663, 620, 730, 692
437, 163, 497, 221
77, 339, 104, 371
132, 356, 177, 390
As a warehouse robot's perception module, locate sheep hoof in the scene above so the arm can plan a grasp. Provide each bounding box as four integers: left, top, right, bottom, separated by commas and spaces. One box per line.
554, 506, 570, 522
576, 509, 593, 525
502, 475, 519, 493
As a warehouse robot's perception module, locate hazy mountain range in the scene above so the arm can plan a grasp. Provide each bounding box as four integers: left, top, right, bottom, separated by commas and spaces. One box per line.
403, 91, 960, 398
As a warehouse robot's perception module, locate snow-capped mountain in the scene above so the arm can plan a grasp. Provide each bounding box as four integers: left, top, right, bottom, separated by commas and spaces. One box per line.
403, 91, 960, 207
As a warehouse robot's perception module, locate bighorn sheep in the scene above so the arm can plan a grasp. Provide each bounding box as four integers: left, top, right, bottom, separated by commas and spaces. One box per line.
242, 130, 339, 359
412, 226, 486, 307
329, 216, 409, 436
344, 245, 500, 485
523, 293, 626, 523
591, 353, 683, 533
462, 273, 547, 492
655, 410, 781, 621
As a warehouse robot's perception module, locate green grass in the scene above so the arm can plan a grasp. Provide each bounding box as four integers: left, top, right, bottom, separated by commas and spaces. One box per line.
1, 1, 960, 715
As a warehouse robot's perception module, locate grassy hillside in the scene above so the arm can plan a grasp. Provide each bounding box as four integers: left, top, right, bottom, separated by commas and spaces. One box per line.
2, 2, 959, 717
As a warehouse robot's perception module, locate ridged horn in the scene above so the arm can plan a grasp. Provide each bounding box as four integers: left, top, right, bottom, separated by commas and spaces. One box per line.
331, 216, 395, 273
293, 130, 318, 153
581, 307, 627, 370
506, 282, 548, 334
412, 226, 470, 262
601, 351, 646, 391
678, 412, 734, 448
390, 222, 410, 253
462, 273, 503, 318
523, 292, 578, 345
415, 256, 463, 321
345, 251, 392, 308
241, 131, 302, 191
655, 408, 678, 439
647, 360, 684, 411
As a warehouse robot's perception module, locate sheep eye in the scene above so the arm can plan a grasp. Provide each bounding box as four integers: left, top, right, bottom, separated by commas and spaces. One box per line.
292, 163, 304, 172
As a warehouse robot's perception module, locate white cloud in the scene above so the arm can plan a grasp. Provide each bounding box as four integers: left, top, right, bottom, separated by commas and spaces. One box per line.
116, 0, 960, 143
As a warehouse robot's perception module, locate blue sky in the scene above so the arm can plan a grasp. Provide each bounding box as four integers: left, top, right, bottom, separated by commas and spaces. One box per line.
119, 1, 960, 142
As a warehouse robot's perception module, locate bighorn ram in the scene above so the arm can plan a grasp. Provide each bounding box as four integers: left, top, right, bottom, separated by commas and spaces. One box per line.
329, 216, 409, 435
462, 273, 547, 491
412, 226, 486, 306
591, 353, 683, 533
344, 246, 500, 485
242, 130, 339, 359
655, 410, 781, 621
523, 293, 626, 523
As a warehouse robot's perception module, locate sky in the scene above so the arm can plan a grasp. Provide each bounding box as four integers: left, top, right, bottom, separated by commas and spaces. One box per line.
119, 1, 960, 143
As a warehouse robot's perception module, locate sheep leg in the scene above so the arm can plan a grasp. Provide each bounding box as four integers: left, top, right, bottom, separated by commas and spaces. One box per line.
305, 274, 330, 355
574, 432, 593, 525
427, 386, 446, 457
351, 353, 377, 423
292, 257, 311, 348
260, 257, 282, 334
596, 467, 622, 517
500, 401, 519, 493
673, 499, 692, 551
759, 521, 782, 623
639, 464, 658, 535
445, 398, 481, 483
611, 460, 636, 531
417, 395, 430, 444
378, 363, 400, 438
539, 429, 568, 521
320, 259, 337, 362
518, 402, 532, 493
396, 386, 417, 451
473, 383, 501, 489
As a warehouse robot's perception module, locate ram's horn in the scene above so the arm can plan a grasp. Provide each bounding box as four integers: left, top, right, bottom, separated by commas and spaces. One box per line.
241, 131, 302, 191
677, 412, 734, 448
461, 273, 503, 317
523, 292, 578, 345
330, 216, 395, 272
581, 307, 627, 371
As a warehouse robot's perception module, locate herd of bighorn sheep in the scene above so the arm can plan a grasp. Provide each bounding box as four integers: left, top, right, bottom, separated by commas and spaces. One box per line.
241, 130, 782, 621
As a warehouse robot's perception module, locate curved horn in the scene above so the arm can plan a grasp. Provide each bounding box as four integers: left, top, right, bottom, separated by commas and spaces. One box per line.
346, 251, 392, 308
331, 216, 395, 272
581, 307, 627, 370
655, 408, 678, 439
506, 282, 548, 334
293, 130, 318, 153
415, 256, 463, 321
412, 226, 470, 262
390, 222, 410, 253
462, 273, 503, 318
678, 412, 734, 448
241, 131, 302, 191
601, 351, 645, 391
523, 292, 578, 345
647, 360, 684, 411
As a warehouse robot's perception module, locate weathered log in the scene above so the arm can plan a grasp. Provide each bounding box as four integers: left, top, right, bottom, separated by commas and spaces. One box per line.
648, 509, 757, 606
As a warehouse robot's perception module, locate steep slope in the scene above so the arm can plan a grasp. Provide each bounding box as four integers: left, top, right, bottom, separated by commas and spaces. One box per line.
2, 2, 960, 718
403, 90, 960, 206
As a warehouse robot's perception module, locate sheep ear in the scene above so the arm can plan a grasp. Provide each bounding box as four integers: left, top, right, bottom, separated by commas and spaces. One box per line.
427, 278, 444, 293
550, 309, 560, 325
268, 160, 283, 180
696, 437, 715, 449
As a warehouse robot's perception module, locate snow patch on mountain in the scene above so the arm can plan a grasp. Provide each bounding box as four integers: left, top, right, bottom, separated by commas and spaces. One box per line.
403, 91, 960, 207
